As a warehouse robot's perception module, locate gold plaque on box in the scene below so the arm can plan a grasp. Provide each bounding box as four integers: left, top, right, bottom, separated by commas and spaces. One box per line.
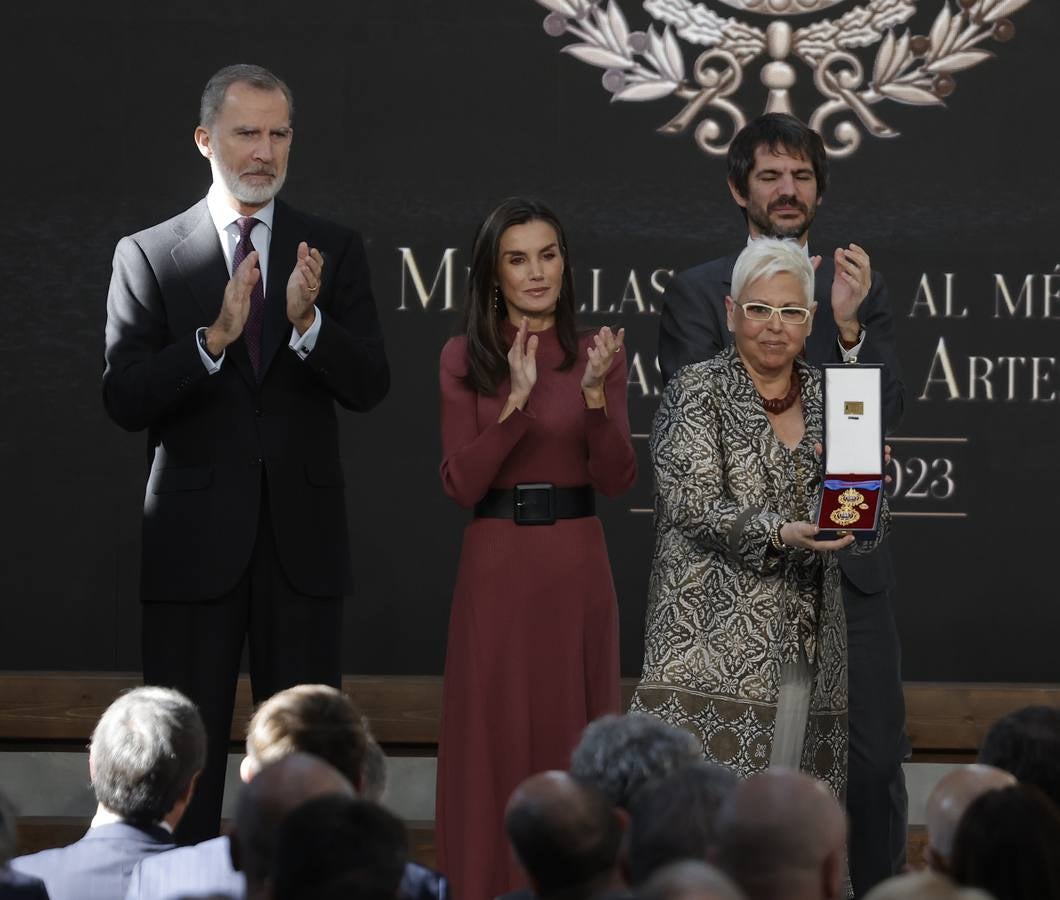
844, 401, 864, 416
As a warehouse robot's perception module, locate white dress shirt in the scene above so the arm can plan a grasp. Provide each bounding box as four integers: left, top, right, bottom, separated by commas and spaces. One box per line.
196, 184, 321, 373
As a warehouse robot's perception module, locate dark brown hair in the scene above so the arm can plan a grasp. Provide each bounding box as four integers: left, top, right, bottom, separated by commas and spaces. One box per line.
951, 784, 1060, 900
727, 113, 828, 201
463, 197, 578, 394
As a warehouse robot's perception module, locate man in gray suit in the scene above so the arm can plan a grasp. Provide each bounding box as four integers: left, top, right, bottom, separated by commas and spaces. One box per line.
11, 688, 205, 900
657, 113, 908, 896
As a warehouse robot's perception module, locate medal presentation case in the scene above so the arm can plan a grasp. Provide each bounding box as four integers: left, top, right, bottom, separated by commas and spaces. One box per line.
816, 364, 884, 542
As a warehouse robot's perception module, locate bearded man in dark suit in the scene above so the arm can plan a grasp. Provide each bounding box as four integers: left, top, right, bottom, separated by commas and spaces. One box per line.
657, 113, 907, 897
102, 63, 389, 843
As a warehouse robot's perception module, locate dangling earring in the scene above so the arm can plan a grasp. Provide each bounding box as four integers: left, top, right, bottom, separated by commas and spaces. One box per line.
494, 285, 503, 308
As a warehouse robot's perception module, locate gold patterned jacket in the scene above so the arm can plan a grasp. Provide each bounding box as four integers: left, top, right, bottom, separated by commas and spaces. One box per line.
631, 346, 890, 796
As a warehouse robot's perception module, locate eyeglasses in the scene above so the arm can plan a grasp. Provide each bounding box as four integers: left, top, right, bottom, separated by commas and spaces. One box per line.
738, 302, 811, 325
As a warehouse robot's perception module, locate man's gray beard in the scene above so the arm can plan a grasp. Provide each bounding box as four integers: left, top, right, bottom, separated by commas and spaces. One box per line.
212, 157, 286, 206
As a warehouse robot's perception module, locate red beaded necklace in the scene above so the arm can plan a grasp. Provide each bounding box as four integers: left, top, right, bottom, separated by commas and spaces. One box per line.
758, 369, 801, 414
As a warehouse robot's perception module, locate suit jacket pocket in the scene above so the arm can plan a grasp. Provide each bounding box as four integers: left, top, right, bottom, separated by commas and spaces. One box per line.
305, 461, 345, 488
151, 465, 215, 494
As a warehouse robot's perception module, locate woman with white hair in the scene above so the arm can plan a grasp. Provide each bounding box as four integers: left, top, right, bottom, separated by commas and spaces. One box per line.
631, 237, 888, 801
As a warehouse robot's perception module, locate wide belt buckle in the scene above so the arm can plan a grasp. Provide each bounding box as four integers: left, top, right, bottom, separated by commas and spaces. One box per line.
513, 483, 555, 525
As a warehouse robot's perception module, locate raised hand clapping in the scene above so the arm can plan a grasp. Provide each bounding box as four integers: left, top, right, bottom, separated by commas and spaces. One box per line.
580, 326, 625, 409
498, 316, 539, 423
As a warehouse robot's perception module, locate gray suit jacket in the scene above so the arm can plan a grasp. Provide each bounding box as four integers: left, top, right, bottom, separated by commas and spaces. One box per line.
125, 836, 241, 900
657, 252, 904, 593
11, 822, 173, 900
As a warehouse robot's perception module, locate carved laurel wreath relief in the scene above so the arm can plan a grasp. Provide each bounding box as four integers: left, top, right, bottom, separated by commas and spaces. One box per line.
535, 0, 1032, 157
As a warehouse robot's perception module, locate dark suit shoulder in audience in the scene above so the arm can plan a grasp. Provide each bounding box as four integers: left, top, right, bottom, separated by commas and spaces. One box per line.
0, 868, 50, 900
400, 862, 450, 900
11, 823, 173, 900
125, 835, 242, 900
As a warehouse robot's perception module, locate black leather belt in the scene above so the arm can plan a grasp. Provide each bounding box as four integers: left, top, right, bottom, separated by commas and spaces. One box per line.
474, 483, 595, 526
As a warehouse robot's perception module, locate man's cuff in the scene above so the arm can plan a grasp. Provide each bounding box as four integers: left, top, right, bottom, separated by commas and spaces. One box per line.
196, 327, 224, 374
839, 327, 866, 362
289, 307, 322, 358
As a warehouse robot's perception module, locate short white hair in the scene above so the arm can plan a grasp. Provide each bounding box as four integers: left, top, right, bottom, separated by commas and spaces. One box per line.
731, 237, 814, 308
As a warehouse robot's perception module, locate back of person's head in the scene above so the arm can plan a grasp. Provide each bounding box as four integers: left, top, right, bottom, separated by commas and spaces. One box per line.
232, 752, 353, 891
638, 860, 745, 900
0, 789, 16, 864
272, 795, 408, 900
628, 762, 738, 885
924, 764, 1016, 872
950, 784, 1060, 900
714, 768, 847, 900
244, 684, 369, 788
978, 705, 1060, 806
505, 771, 624, 899
570, 713, 701, 808
361, 727, 387, 803
89, 686, 206, 825
863, 870, 995, 900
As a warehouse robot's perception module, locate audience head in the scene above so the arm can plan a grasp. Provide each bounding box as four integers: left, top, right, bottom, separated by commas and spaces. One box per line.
950, 784, 1060, 900
925, 764, 1017, 872
505, 770, 625, 900
714, 768, 847, 900
570, 713, 702, 809
231, 752, 353, 898
88, 686, 206, 827
361, 729, 388, 803
863, 870, 995, 900
243, 684, 369, 791
978, 705, 1060, 806
639, 860, 745, 900
628, 761, 739, 885
272, 794, 408, 900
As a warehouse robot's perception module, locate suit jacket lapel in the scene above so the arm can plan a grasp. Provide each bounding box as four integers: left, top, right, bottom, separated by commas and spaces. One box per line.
260, 201, 297, 379
171, 202, 256, 390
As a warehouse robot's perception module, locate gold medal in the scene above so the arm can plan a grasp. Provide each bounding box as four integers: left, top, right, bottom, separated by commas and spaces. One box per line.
838, 489, 865, 506
830, 506, 861, 526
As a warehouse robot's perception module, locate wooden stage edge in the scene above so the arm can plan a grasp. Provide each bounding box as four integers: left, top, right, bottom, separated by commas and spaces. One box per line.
1, 673, 1058, 752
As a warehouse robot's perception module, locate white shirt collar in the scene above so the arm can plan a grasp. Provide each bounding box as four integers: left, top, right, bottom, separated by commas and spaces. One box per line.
207, 182, 275, 234
90, 806, 173, 833
746, 234, 811, 257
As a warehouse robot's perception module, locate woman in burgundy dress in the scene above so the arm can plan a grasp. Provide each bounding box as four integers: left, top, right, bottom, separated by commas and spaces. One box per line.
435, 198, 636, 899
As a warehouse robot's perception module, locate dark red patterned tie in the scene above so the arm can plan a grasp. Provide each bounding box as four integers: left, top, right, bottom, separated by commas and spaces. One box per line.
233, 216, 265, 375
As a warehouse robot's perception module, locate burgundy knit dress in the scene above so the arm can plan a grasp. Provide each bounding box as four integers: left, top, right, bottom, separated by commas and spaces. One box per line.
435, 322, 636, 900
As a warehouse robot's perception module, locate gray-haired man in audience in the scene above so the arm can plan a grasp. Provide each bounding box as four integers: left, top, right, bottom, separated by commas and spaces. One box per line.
11, 687, 205, 900
127, 684, 448, 900
570, 713, 702, 809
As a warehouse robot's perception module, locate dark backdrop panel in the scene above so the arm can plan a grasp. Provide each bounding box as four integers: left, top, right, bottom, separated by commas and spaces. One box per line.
2, 0, 1057, 681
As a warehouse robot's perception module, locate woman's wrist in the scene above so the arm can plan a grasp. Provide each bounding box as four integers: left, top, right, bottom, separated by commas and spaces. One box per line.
581, 384, 606, 409
770, 522, 788, 552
